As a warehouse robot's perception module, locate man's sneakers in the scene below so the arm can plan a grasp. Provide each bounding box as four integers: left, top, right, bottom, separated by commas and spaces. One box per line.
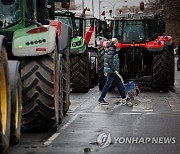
98, 99, 109, 105
98, 97, 133, 106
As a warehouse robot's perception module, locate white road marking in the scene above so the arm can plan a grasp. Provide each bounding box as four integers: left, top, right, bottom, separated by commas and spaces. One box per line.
132, 98, 153, 112
68, 112, 169, 115
92, 104, 114, 112
43, 114, 79, 146
92, 98, 153, 112
61, 114, 79, 130
43, 133, 60, 146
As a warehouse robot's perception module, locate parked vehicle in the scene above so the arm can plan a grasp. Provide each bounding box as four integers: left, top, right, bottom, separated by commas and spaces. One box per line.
55, 10, 90, 92
0, 0, 72, 152
98, 14, 174, 91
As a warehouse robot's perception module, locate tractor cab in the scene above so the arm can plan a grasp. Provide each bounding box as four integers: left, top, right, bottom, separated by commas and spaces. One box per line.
72, 9, 96, 47
54, 8, 90, 92
55, 11, 78, 37
113, 20, 145, 43
113, 15, 166, 44
75, 16, 95, 38
98, 14, 174, 91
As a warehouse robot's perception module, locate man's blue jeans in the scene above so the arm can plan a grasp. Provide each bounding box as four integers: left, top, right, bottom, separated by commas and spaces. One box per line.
99, 73, 126, 101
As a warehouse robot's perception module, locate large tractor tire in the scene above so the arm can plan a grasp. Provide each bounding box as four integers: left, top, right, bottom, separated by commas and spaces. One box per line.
9, 61, 22, 144
58, 54, 64, 123
152, 46, 170, 91
70, 51, 90, 93
168, 44, 175, 87
21, 46, 59, 131
0, 46, 11, 154
98, 46, 106, 91
61, 50, 70, 115
97, 46, 115, 92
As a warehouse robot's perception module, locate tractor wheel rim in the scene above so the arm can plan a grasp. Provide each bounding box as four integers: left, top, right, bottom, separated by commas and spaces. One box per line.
1, 67, 7, 135
15, 89, 19, 129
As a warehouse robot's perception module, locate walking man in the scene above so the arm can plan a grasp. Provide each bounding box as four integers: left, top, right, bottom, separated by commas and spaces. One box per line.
98, 38, 127, 105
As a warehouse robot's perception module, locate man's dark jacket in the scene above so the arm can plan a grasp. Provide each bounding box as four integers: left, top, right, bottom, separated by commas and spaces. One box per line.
104, 41, 119, 73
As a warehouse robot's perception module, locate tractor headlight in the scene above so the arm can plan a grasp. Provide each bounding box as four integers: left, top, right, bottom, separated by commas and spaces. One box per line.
76, 41, 81, 46
72, 41, 81, 47
72, 42, 76, 47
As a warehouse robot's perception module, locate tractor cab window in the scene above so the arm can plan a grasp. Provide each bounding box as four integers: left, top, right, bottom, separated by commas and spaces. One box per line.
146, 20, 155, 41
145, 19, 164, 41
55, 16, 76, 37
86, 18, 94, 27
154, 19, 165, 36
75, 17, 84, 36
0, 0, 21, 28
113, 20, 123, 40
75, 18, 80, 29
55, 16, 73, 29
122, 20, 145, 43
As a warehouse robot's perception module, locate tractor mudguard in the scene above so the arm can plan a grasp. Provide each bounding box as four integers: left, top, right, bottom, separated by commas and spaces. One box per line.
8, 60, 20, 96
12, 25, 56, 57
145, 40, 164, 52
158, 36, 173, 46
0, 35, 5, 53
8, 60, 22, 144
57, 23, 71, 54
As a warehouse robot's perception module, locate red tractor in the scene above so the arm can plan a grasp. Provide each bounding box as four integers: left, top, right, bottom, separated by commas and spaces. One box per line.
98, 14, 174, 91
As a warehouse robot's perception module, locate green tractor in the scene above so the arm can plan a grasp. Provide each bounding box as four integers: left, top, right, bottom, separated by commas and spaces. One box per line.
98, 14, 174, 91
55, 10, 90, 92
74, 9, 99, 88
0, 0, 71, 152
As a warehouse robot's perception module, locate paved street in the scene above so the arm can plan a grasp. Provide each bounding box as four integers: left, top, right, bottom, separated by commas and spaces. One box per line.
8, 58, 180, 154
